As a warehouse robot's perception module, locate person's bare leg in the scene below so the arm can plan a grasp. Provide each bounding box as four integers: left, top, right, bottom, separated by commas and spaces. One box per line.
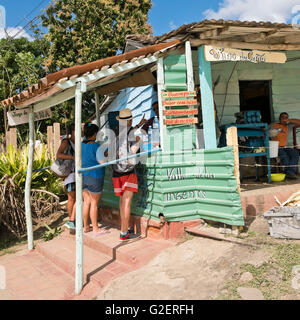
83, 190, 91, 232
70, 200, 76, 221
121, 190, 134, 233
119, 195, 126, 233
67, 191, 75, 219
89, 192, 101, 234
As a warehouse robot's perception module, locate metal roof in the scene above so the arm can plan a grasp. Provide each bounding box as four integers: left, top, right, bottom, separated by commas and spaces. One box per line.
2, 40, 180, 108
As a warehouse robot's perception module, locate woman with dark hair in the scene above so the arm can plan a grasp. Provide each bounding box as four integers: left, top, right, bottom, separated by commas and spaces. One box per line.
81, 123, 110, 236
56, 123, 76, 230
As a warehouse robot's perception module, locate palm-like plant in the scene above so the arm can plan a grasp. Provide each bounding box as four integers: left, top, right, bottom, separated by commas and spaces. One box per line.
0, 144, 63, 194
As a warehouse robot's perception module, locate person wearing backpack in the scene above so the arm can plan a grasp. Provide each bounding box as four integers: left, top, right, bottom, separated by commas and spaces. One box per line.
81, 123, 110, 236
112, 108, 141, 242
56, 124, 76, 230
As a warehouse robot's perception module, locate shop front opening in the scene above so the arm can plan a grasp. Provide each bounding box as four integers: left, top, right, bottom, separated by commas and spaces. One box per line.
239, 80, 272, 124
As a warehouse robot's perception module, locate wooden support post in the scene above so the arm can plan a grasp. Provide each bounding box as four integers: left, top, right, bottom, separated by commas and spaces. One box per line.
47, 126, 53, 159
185, 41, 197, 148
198, 46, 217, 149
157, 57, 165, 151
53, 123, 60, 157
226, 126, 241, 194
75, 81, 85, 295
5, 130, 10, 151
24, 106, 35, 251
10, 128, 17, 151
95, 92, 100, 127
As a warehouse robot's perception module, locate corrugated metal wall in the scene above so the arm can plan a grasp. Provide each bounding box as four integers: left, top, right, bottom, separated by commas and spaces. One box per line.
101, 147, 244, 226
104, 85, 158, 127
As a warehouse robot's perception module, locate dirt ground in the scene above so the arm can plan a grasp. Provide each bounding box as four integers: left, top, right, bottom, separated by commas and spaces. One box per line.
97, 216, 300, 300
1, 214, 300, 300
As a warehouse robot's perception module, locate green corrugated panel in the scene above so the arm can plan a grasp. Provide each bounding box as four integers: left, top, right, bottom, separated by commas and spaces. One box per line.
101, 147, 244, 226
164, 54, 187, 91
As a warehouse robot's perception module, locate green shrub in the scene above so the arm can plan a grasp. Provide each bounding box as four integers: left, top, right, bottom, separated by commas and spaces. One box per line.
0, 144, 63, 195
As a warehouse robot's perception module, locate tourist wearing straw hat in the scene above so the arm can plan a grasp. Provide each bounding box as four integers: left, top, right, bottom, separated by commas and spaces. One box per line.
113, 108, 141, 241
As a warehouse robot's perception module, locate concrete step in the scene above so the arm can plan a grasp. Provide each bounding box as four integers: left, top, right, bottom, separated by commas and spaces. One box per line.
63, 228, 173, 268
1, 250, 75, 300
36, 235, 132, 289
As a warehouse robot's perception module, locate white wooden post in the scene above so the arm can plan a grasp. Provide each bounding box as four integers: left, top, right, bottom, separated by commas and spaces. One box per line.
157, 57, 165, 151
185, 41, 197, 149
95, 92, 101, 127
75, 81, 86, 295
24, 105, 35, 251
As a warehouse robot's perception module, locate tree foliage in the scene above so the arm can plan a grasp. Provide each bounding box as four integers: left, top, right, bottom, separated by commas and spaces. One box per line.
41, 0, 153, 71
0, 37, 49, 133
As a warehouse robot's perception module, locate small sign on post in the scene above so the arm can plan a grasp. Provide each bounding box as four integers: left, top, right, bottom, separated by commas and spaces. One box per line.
7, 108, 52, 126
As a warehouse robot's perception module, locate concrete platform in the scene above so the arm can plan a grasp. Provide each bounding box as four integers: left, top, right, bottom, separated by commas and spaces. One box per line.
0, 228, 173, 300
241, 177, 300, 219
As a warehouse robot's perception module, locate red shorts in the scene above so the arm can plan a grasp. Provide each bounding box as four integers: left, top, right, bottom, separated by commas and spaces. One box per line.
112, 173, 138, 197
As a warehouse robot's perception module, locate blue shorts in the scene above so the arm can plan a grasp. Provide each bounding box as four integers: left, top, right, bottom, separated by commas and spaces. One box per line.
82, 175, 104, 194
65, 182, 75, 193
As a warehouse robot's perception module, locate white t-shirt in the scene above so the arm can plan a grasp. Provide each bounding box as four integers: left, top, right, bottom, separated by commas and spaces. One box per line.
64, 139, 75, 186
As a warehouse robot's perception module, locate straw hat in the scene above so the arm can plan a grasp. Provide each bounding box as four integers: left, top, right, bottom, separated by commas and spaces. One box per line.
116, 108, 133, 121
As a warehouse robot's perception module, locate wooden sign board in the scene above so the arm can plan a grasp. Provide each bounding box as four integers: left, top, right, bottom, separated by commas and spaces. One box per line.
204, 45, 287, 64
164, 109, 198, 116
7, 108, 52, 126
163, 99, 198, 107
162, 91, 196, 99
165, 118, 198, 125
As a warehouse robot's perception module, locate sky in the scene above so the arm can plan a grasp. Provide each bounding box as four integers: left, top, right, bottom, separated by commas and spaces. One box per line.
1, 0, 300, 40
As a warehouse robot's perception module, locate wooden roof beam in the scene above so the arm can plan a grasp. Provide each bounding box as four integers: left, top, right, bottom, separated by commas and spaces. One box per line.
198, 27, 229, 40
190, 38, 300, 50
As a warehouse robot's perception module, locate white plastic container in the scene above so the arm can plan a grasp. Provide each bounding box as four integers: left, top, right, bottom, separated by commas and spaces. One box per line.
296, 137, 300, 149
269, 140, 279, 158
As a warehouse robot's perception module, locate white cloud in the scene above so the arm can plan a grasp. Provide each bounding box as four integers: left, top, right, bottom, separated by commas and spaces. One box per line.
169, 21, 177, 30
0, 26, 33, 41
204, 0, 300, 23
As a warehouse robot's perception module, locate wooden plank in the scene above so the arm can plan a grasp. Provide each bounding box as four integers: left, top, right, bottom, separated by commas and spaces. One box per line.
191, 39, 300, 51
5, 130, 10, 151
226, 126, 241, 195
165, 118, 198, 125
47, 126, 53, 158
53, 123, 60, 157
10, 128, 17, 151
164, 109, 198, 116
161, 91, 196, 98
162, 99, 198, 107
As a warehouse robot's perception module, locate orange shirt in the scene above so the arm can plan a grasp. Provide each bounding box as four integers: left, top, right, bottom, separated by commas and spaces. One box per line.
272, 123, 289, 147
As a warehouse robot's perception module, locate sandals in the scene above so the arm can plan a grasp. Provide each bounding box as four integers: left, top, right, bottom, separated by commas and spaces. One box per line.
93, 229, 111, 237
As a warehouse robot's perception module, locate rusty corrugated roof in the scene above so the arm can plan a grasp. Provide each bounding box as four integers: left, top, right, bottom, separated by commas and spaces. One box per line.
1, 40, 180, 108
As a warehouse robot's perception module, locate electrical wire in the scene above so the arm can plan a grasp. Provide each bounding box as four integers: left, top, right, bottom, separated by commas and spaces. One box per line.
219, 61, 238, 124
12, 0, 48, 33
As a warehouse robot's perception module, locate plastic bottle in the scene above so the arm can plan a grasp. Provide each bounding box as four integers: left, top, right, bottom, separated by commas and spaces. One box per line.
152, 116, 160, 148
141, 128, 149, 152
148, 126, 153, 151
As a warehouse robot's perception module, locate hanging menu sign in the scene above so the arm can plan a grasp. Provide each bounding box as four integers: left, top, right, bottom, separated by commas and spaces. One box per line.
162, 99, 197, 107
7, 108, 52, 126
204, 45, 287, 64
162, 91, 196, 98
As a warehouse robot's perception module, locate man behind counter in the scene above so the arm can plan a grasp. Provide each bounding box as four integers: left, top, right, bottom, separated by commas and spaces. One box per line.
272, 112, 300, 179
